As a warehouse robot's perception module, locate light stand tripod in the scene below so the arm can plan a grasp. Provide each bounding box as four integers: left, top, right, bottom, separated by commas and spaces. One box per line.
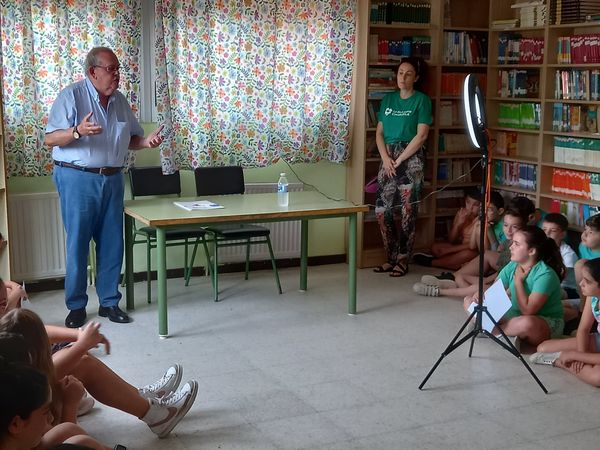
418, 74, 547, 393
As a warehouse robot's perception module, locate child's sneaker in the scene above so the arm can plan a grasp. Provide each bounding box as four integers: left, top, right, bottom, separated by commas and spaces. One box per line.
143, 380, 198, 438
528, 351, 561, 365
413, 282, 439, 297
139, 364, 182, 400
507, 335, 521, 352
412, 253, 434, 266
77, 391, 95, 416
420, 275, 457, 289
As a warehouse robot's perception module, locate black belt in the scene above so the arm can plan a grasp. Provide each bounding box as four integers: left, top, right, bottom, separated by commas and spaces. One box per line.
54, 160, 122, 176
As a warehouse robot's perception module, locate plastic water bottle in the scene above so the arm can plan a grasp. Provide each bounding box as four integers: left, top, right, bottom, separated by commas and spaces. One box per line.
277, 172, 289, 207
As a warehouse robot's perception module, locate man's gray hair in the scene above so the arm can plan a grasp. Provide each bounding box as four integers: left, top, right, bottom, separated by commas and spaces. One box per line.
84, 47, 116, 73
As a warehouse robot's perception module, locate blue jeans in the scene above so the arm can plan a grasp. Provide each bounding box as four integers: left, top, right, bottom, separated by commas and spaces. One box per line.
53, 166, 124, 310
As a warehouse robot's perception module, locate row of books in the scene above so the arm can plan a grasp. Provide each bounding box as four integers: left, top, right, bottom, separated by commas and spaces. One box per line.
552, 103, 599, 133
366, 100, 382, 128
370, 2, 431, 25
554, 136, 600, 166
551, 168, 600, 200
550, 0, 600, 25
443, 31, 488, 65
556, 34, 600, 64
497, 69, 540, 98
435, 189, 470, 210
497, 102, 541, 130
554, 69, 600, 101
371, 36, 432, 61
494, 131, 518, 156
497, 34, 544, 65
437, 158, 475, 182
438, 100, 462, 127
438, 133, 472, 154
492, 160, 537, 191
511, 1, 547, 27
440, 73, 487, 96
548, 199, 600, 228
368, 68, 396, 87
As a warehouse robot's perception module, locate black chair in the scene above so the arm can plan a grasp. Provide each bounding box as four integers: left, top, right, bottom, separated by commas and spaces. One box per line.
186, 166, 282, 301
128, 166, 211, 303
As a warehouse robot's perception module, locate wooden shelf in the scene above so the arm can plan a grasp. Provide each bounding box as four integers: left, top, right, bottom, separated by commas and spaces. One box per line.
492, 155, 537, 164
437, 153, 482, 159
489, 97, 541, 102
544, 98, 599, 105
492, 184, 536, 195
488, 126, 540, 134
540, 193, 600, 207
541, 162, 600, 173
369, 23, 433, 30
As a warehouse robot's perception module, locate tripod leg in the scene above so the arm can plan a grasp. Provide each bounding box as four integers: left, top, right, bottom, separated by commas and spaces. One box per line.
419, 310, 477, 390
483, 310, 548, 394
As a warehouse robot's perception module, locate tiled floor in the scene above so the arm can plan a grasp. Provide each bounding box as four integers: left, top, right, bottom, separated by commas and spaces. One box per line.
31, 264, 599, 449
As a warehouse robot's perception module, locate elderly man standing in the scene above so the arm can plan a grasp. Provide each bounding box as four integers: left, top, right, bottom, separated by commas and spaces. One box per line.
45, 47, 163, 328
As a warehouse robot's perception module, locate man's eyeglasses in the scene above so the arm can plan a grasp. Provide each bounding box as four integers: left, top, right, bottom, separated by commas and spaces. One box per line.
94, 65, 120, 74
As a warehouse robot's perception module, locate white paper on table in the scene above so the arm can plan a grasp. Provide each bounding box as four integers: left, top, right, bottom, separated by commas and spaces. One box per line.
467, 279, 512, 333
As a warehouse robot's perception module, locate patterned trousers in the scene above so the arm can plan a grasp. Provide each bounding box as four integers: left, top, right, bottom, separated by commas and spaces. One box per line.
375, 142, 425, 265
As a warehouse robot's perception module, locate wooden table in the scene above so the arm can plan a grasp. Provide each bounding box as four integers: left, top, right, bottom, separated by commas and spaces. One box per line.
124, 191, 368, 337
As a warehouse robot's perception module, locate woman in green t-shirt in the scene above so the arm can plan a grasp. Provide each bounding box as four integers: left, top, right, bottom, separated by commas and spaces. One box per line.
373, 57, 432, 277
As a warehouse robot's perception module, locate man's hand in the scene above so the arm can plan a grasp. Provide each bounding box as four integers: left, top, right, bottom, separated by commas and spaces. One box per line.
78, 111, 103, 136
143, 124, 164, 148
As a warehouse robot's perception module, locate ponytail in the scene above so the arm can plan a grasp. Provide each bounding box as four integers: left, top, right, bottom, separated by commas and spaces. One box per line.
519, 225, 566, 280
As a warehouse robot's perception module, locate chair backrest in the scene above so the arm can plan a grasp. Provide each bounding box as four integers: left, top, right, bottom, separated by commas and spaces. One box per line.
129, 166, 182, 198
194, 166, 245, 196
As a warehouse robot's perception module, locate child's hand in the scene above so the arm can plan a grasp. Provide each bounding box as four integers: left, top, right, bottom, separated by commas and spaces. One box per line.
60, 375, 85, 405
77, 321, 111, 354
514, 265, 530, 284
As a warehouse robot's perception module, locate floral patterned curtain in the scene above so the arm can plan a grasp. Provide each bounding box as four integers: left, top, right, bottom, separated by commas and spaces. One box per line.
155, 0, 356, 172
0, 0, 142, 176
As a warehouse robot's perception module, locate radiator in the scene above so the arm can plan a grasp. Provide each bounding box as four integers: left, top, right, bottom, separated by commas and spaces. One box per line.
9, 192, 67, 280
8, 183, 303, 280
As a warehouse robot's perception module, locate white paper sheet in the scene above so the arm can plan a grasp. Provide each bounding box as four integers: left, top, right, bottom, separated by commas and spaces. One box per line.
467, 279, 512, 333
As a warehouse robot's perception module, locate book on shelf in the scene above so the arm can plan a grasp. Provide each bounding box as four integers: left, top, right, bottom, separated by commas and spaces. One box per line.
494, 131, 518, 156
497, 102, 540, 129
435, 189, 465, 210
437, 158, 473, 182
493, 160, 537, 190
557, 34, 600, 64
554, 69, 600, 101
549, 199, 600, 228
367, 100, 379, 128
438, 100, 461, 127
443, 31, 488, 65
551, 168, 600, 200
497, 34, 544, 65
497, 69, 540, 98
552, 104, 600, 133
551, 0, 600, 25
376, 36, 431, 61
439, 133, 472, 154
511, 1, 547, 27
173, 200, 224, 211
553, 136, 600, 165
370, 1, 431, 25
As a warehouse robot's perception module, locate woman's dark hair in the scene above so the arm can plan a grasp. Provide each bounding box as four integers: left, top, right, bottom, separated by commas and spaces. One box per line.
397, 56, 427, 89
543, 213, 569, 232
508, 196, 535, 221
0, 332, 31, 364
517, 225, 566, 280
585, 213, 600, 231
583, 258, 600, 284
0, 358, 49, 438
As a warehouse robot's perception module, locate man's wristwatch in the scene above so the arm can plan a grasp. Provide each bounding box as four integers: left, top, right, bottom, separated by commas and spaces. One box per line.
72, 125, 81, 140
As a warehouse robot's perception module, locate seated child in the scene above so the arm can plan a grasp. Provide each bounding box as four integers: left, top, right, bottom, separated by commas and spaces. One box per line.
413, 187, 481, 270
414, 207, 526, 298
529, 258, 600, 387
463, 225, 565, 350
541, 213, 580, 320
469, 190, 506, 252
573, 213, 600, 308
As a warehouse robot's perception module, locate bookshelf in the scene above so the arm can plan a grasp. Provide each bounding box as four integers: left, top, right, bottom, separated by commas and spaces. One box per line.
486, 0, 600, 230
0, 70, 11, 280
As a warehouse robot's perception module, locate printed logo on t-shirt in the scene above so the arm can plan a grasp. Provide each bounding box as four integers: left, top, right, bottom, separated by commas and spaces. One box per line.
384, 108, 413, 117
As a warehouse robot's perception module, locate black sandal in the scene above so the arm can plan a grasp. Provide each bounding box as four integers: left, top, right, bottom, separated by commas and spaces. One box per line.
373, 264, 394, 273
389, 263, 408, 277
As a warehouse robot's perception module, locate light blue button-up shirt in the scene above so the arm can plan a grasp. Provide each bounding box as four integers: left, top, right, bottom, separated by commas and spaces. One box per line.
46, 78, 144, 167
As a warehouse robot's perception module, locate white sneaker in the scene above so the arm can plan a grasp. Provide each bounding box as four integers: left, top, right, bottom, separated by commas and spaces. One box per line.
413, 282, 439, 297
139, 364, 182, 400
143, 380, 198, 438
77, 391, 95, 416
420, 275, 457, 289
507, 335, 521, 352
529, 351, 561, 365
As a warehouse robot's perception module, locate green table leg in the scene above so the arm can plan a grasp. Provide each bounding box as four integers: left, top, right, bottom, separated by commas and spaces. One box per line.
156, 227, 168, 337
300, 219, 308, 291
125, 215, 134, 310
348, 213, 357, 315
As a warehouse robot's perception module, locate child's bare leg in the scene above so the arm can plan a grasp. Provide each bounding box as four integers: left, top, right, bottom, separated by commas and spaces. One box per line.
562, 303, 580, 322
432, 249, 479, 271
553, 361, 600, 387
441, 283, 481, 299
502, 316, 551, 347
69, 354, 149, 418
431, 242, 456, 258
63, 435, 112, 450
537, 336, 578, 353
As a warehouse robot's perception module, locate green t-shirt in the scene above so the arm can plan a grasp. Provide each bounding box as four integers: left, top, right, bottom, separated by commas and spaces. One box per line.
498, 260, 563, 320
578, 243, 600, 259
378, 90, 432, 144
